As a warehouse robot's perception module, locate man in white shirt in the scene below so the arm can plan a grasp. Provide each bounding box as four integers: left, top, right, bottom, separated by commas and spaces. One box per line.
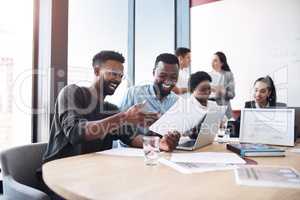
172, 47, 191, 97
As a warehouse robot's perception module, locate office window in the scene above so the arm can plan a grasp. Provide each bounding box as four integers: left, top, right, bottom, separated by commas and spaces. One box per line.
135, 0, 175, 85
191, 0, 300, 108
68, 0, 129, 106
0, 0, 33, 151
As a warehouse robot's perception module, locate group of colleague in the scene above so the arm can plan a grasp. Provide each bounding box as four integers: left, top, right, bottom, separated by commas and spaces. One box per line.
40, 48, 283, 198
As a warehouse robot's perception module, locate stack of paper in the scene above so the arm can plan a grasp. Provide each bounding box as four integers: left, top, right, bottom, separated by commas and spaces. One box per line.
235, 166, 300, 188
97, 148, 144, 157
170, 152, 246, 164
160, 152, 246, 174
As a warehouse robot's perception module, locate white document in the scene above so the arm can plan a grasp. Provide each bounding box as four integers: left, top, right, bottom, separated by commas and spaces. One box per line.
170, 152, 246, 164
149, 96, 207, 136
290, 148, 300, 153
235, 166, 300, 188
239, 109, 295, 146
97, 147, 144, 157
214, 135, 240, 144
160, 158, 236, 174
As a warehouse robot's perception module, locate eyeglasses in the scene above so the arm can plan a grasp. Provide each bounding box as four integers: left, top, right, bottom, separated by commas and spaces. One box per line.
103, 69, 124, 79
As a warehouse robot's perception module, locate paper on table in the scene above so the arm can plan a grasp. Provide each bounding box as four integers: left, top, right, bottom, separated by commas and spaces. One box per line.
159, 158, 236, 174
214, 135, 240, 144
97, 147, 144, 157
170, 152, 246, 164
235, 166, 300, 188
149, 96, 207, 136
290, 148, 300, 153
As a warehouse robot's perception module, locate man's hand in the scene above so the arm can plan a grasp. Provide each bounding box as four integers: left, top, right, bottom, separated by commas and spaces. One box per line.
124, 103, 159, 126
159, 132, 180, 152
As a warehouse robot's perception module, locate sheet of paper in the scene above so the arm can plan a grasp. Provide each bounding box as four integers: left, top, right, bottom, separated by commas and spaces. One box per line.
97, 147, 144, 157
235, 166, 300, 188
170, 152, 246, 164
214, 135, 240, 144
290, 148, 300, 153
160, 158, 236, 174
149, 96, 207, 136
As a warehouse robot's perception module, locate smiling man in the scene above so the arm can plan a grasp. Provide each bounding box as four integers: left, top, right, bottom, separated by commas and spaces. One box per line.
119, 53, 180, 136
43, 51, 179, 164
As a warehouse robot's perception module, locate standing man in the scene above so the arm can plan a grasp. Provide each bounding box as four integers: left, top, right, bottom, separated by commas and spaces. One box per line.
120, 53, 180, 136
172, 47, 191, 97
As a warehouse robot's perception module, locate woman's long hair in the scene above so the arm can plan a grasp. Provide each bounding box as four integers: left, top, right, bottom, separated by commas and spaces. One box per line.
215, 51, 231, 72
254, 76, 277, 106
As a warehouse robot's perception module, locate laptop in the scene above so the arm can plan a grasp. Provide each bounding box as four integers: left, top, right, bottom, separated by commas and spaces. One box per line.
239, 108, 295, 146
176, 107, 225, 151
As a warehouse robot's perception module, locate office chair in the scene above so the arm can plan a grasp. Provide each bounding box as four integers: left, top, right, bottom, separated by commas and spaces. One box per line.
0, 143, 50, 200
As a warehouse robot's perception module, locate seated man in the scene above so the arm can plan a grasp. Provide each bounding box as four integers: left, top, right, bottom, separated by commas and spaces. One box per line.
119, 53, 180, 135
43, 51, 180, 164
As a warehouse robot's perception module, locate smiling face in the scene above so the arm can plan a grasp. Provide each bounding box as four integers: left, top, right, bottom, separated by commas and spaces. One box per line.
94, 60, 124, 96
212, 54, 222, 71
253, 81, 271, 106
153, 61, 179, 98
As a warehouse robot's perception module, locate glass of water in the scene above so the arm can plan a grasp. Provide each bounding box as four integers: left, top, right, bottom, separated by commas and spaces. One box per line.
143, 136, 160, 166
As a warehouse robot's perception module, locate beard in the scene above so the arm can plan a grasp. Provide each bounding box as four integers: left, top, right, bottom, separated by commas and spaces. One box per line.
154, 82, 175, 98
102, 79, 120, 95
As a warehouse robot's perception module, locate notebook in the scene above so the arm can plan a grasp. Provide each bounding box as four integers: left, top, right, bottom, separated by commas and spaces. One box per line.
226, 143, 285, 157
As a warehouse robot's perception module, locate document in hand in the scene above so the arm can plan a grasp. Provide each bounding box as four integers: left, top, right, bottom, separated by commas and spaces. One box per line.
149, 96, 207, 136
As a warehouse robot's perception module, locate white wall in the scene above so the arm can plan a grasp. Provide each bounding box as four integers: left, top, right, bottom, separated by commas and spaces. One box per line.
191, 0, 300, 109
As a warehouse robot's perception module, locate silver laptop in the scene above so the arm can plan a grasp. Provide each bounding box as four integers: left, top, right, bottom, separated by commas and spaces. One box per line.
176, 107, 225, 151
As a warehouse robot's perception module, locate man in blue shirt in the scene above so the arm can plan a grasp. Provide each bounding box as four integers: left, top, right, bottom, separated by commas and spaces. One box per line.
120, 53, 180, 135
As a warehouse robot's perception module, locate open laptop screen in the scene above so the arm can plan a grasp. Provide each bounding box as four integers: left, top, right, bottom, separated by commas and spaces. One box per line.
239, 108, 295, 146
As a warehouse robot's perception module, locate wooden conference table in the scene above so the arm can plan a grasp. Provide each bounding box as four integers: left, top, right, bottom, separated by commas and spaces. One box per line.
43, 141, 300, 200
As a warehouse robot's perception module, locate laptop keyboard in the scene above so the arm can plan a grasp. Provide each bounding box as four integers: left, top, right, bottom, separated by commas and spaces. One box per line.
179, 140, 196, 147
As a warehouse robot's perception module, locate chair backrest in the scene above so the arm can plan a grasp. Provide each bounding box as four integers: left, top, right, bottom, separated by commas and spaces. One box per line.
0, 143, 47, 189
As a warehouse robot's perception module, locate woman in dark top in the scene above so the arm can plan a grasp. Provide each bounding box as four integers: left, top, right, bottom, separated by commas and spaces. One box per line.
233, 76, 286, 137
245, 76, 286, 108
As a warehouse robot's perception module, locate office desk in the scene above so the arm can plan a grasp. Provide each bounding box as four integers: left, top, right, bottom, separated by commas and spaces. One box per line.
43, 142, 300, 200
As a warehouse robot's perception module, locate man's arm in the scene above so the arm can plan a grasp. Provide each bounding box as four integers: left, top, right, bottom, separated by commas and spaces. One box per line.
84, 104, 159, 141
130, 132, 180, 152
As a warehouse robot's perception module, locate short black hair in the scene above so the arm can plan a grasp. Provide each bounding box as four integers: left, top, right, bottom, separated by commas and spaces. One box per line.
175, 47, 191, 57
189, 71, 212, 93
92, 50, 125, 67
153, 53, 179, 72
